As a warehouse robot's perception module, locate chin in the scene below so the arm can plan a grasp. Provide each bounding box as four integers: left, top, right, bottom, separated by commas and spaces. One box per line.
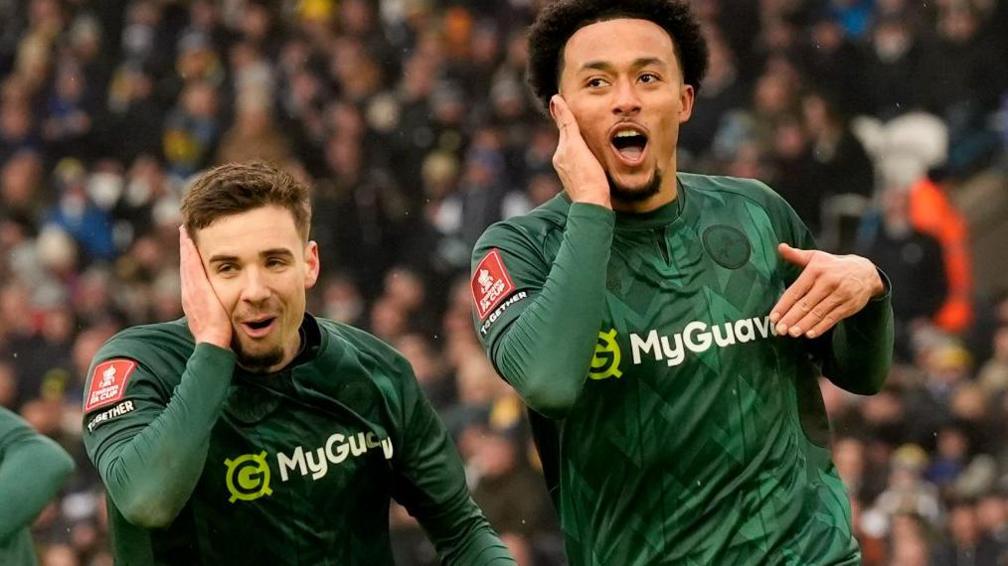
233, 338, 285, 372
615, 177, 652, 192
607, 169, 662, 204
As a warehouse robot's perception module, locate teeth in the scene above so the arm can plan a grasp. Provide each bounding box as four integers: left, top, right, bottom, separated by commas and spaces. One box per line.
614, 130, 642, 138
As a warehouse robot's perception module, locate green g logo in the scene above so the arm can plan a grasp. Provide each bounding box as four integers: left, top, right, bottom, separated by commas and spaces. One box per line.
589, 329, 622, 381
225, 451, 273, 503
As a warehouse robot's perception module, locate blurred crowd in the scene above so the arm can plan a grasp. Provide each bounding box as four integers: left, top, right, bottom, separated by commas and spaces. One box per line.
0, 0, 1007, 564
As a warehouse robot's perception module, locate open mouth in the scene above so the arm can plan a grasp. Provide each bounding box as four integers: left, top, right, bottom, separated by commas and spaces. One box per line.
610, 127, 648, 164
241, 316, 277, 337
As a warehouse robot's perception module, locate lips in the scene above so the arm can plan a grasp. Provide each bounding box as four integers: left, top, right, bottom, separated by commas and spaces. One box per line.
609, 123, 649, 166
240, 316, 278, 338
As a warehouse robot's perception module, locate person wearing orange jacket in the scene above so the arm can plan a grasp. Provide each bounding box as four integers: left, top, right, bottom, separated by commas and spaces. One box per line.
907, 171, 973, 333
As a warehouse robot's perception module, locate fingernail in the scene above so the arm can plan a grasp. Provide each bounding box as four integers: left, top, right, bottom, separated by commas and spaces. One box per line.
770, 312, 779, 323
806, 330, 817, 338
789, 326, 802, 337
776, 323, 787, 335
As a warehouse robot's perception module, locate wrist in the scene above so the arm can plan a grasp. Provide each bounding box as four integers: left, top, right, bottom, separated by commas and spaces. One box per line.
869, 268, 886, 298
196, 335, 231, 350
572, 192, 611, 209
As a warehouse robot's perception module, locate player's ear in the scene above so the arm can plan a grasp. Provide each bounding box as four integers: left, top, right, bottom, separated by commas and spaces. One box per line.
303, 240, 320, 289
678, 84, 695, 124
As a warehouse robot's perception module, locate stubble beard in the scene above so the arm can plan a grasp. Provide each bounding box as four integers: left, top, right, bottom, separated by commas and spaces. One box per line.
607, 169, 663, 204
232, 335, 285, 373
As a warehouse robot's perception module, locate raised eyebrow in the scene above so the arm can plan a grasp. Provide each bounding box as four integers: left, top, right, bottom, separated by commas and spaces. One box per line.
579, 60, 615, 73
208, 249, 295, 264
633, 57, 666, 71
208, 254, 240, 265
261, 248, 295, 259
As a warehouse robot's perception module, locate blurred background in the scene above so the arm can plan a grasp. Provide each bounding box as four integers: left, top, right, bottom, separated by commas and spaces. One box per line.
0, 0, 1007, 564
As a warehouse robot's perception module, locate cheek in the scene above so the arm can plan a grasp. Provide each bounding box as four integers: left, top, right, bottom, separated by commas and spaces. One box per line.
279, 278, 307, 311
654, 113, 681, 153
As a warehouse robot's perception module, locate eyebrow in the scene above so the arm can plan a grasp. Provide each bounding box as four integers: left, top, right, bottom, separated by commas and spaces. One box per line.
579, 57, 666, 73
208, 254, 239, 264
261, 248, 295, 259
207, 248, 295, 264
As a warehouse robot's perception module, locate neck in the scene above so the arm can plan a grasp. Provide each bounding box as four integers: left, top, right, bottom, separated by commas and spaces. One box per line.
276, 333, 305, 372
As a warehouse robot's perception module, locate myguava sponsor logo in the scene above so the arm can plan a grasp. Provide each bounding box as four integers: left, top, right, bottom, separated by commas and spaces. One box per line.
224, 431, 394, 503
278, 431, 393, 481
225, 451, 272, 503
630, 315, 778, 367
588, 329, 622, 380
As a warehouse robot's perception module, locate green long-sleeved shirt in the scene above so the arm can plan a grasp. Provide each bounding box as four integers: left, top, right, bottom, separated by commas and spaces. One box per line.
82, 314, 514, 565
471, 173, 894, 565
0, 407, 75, 566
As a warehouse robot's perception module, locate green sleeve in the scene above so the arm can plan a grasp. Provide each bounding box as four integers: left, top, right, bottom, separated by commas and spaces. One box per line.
471, 203, 615, 418
389, 358, 515, 565
82, 343, 235, 528
816, 270, 894, 395
772, 188, 894, 395
0, 408, 75, 541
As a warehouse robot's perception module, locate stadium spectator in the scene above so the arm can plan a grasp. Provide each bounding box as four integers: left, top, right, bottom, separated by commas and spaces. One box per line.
859, 187, 948, 359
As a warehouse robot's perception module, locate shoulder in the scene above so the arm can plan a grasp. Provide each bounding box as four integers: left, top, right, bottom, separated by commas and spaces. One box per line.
84, 320, 194, 411
475, 195, 569, 252
504, 194, 572, 233
312, 318, 423, 423
680, 172, 790, 212
316, 318, 412, 378
681, 172, 803, 235
0, 406, 32, 446
472, 194, 570, 272
95, 319, 195, 365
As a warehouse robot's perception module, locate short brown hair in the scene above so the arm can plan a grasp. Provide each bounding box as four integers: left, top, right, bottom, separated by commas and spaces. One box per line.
181, 161, 312, 241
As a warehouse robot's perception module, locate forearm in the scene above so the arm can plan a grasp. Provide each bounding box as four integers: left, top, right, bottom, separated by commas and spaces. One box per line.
493, 203, 614, 418
395, 376, 516, 565
0, 436, 74, 539
97, 344, 234, 528
412, 469, 515, 564
432, 508, 516, 565
822, 292, 894, 395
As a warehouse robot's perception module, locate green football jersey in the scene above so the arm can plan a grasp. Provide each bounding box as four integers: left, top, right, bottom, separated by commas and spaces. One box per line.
82, 315, 513, 565
472, 173, 892, 565
1, 408, 74, 566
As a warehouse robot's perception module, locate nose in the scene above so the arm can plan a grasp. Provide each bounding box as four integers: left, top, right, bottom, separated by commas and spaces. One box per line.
611, 78, 641, 116
241, 268, 271, 304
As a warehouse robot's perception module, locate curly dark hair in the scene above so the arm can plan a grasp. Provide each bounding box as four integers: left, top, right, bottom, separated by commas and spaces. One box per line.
527, 0, 709, 112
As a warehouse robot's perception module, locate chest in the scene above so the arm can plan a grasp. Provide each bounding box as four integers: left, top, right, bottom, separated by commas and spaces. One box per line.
197, 383, 396, 516
592, 219, 787, 371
